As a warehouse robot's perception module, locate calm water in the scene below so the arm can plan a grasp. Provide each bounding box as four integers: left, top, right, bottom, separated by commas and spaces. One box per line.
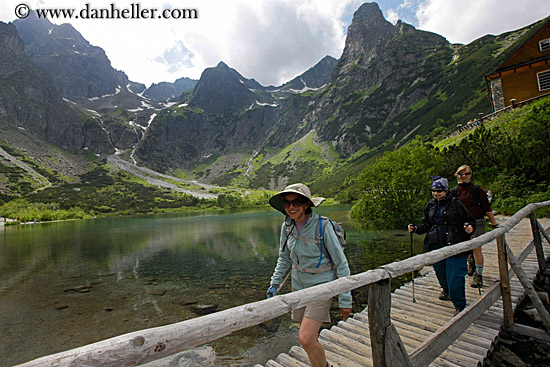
0, 205, 422, 366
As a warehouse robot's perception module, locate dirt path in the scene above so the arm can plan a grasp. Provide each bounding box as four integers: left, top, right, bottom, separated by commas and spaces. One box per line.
0, 146, 51, 191
108, 155, 218, 199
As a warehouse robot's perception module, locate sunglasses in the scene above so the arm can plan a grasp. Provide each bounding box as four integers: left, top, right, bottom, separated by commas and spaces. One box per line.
432, 189, 445, 193
458, 172, 472, 176
282, 198, 307, 208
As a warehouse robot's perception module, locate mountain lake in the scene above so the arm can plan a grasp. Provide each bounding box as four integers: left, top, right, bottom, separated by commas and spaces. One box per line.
0, 204, 423, 366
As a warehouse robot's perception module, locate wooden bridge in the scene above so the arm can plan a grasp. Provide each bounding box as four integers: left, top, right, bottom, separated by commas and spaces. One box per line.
14, 201, 550, 367
258, 212, 550, 367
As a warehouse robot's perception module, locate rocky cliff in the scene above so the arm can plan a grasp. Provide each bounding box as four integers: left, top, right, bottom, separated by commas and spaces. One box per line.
134, 62, 283, 173
143, 77, 197, 101
313, 2, 452, 155
14, 11, 129, 100
0, 22, 111, 154
277, 56, 338, 92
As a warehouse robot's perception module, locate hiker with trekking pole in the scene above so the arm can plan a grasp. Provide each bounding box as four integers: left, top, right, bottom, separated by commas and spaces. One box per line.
452, 165, 498, 289
408, 176, 475, 316
409, 227, 416, 303
266, 183, 351, 367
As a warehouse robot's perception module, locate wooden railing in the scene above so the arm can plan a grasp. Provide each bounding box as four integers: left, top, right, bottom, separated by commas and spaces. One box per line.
15, 201, 550, 367
448, 92, 550, 138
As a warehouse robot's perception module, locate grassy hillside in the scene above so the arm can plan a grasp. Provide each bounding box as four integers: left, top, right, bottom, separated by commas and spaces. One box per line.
346, 95, 550, 229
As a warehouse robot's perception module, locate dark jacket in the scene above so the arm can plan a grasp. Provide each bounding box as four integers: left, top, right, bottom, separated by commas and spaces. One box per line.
415, 195, 476, 252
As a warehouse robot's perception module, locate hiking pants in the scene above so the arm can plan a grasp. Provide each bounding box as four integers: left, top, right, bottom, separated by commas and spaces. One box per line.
433, 252, 469, 310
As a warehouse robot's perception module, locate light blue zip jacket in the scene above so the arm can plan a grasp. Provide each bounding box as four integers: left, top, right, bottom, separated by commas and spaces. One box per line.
270, 211, 352, 308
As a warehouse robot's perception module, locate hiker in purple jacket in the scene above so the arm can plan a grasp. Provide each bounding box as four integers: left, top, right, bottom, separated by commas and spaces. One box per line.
453, 165, 498, 288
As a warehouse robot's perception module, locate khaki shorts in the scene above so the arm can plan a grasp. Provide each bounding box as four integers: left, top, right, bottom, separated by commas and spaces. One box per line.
291, 294, 332, 323
472, 218, 486, 239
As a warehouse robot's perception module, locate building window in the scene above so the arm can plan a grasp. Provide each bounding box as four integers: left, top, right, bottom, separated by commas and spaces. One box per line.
540, 38, 550, 52
538, 70, 550, 91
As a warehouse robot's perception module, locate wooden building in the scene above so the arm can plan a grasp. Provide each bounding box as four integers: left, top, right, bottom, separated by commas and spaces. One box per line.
486, 19, 550, 111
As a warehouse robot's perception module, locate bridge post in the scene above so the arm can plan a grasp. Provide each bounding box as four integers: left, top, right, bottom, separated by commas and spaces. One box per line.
496, 234, 514, 327
368, 278, 412, 367
505, 242, 550, 334
536, 221, 550, 247
529, 212, 546, 279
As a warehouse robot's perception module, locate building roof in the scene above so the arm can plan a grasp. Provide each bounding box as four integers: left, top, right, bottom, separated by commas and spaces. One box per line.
487, 18, 550, 77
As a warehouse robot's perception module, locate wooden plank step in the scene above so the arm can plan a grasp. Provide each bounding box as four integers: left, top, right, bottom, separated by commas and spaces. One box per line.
319, 334, 371, 365
275, 350, 309, 367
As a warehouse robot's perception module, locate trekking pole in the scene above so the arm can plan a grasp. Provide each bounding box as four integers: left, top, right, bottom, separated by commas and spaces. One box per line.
477, 263, 482, 296
262, 271, 291, 333
278, 271, 291, 294
409, 225, 416, 303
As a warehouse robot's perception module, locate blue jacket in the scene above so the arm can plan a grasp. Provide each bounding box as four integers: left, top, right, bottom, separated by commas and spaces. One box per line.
270, 211, 352, 308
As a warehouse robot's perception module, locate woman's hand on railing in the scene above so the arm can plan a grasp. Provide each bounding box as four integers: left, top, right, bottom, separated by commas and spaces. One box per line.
267, 284, 279, 298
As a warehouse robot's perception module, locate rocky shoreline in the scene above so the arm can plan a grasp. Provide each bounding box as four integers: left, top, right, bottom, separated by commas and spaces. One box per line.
486, 326, 550, 367
485, 272, 550, 367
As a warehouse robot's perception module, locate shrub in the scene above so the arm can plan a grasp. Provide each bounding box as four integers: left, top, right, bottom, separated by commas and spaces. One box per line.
350, 140, 445, 228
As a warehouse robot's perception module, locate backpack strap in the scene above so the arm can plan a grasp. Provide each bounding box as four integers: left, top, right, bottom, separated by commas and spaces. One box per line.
293, 263, 336, 273
317, 214, 324, 268
472, 184, 481, 207
281, 216, 295, 253
451, 187, 457, 197
289, 233, 319, 245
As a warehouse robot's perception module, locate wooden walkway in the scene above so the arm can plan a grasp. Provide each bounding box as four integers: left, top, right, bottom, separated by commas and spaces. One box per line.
259, 217, 550, 367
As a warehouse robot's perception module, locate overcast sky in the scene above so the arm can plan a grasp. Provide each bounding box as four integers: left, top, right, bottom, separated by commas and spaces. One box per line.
1, 0, 548, 87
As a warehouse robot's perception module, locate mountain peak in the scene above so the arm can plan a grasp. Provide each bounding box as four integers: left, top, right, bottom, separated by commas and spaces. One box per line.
352, 2, 390, 26
279, 55, 337, 91
14, 13, 127, 99
342, 2, 394, 55
189, 62, 256, 113
216, 61, 230, 69
142, 76, 197, 101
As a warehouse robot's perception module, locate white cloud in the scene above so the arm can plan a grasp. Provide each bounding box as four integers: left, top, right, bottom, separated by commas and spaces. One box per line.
0, 0, 548, 87
416, 0, 550, 44
385, 9, 400, 24
379, 0, 420, 25
0, 0, 362, 87
398, 0, 414, 10
217, 0, 355, 85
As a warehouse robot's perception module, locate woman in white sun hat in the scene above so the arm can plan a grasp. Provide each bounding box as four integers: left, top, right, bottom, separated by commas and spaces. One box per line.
267, 183, 351, 367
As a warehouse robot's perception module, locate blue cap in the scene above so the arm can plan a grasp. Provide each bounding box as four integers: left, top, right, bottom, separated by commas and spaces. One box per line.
430, 176, 449, 191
